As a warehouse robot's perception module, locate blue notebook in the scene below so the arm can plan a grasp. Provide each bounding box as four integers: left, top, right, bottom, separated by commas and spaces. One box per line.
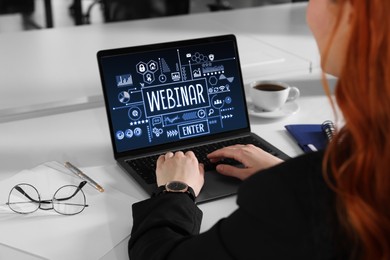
285, 124, 329, 153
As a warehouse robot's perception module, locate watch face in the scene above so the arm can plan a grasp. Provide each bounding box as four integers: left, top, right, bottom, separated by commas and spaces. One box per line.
166, 181, 188, 192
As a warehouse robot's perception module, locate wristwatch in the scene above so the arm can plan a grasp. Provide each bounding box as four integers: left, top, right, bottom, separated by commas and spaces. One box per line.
153, 181, 196, 201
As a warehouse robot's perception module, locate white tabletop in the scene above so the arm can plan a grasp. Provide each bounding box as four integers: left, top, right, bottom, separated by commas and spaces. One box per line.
0, 3, 336, 259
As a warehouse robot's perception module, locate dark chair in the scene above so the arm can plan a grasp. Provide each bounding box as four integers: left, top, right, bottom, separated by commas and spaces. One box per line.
0, 0, 34, 15
0, 0, 41, 29
208, 0, 233, 11
79, 0, 190, 24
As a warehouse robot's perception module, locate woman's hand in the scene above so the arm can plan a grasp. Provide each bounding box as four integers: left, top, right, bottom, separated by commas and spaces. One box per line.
207, 144, 283, 180
156, 151, 204, 196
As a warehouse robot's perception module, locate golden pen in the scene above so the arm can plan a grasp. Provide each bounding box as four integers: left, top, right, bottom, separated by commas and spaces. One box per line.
64, 162, 105, 192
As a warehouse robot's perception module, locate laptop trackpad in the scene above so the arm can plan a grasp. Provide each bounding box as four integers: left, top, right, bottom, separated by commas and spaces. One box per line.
196, 170, 241, 204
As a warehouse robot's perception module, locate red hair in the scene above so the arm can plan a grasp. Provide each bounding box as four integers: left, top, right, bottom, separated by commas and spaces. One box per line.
322, 0, 390, 259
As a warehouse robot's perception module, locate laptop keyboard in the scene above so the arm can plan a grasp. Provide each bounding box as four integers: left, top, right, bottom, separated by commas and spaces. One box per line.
126, 136, 278, 184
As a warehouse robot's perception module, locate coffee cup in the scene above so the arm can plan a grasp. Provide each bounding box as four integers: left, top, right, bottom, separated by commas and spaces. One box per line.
249, 81, 300, 111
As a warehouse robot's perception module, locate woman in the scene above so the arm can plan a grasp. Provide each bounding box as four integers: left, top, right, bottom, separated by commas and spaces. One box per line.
129, 0, 390, 259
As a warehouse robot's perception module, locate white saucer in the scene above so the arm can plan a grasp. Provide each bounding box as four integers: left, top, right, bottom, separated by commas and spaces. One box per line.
247, 101, 299, 119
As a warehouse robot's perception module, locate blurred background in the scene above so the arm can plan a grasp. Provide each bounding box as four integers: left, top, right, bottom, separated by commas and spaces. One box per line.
0, 0, 307, 33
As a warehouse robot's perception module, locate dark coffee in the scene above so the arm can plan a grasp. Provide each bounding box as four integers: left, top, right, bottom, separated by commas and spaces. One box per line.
254, 84, 285, 91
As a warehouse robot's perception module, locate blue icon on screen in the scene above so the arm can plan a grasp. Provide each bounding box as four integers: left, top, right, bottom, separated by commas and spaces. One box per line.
116, 130, 125, 140
134, 127, 142, 137
125, 129, 133, 138
225, 96, 232, 104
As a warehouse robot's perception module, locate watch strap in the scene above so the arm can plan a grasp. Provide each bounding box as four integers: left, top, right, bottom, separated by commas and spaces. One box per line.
152, 185, 196, 202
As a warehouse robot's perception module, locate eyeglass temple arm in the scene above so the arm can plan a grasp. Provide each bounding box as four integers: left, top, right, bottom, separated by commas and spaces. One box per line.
14, 186, 53, 205
53, 181, 88, 202
14, 186, 43, 203
14, 181, 87, 204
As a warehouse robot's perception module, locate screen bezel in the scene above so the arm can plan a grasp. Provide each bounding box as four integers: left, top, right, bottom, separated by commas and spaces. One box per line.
97, 34, 251, 159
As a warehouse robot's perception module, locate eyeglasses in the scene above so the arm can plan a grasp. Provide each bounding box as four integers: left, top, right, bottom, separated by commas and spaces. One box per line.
6, 181, 89, 215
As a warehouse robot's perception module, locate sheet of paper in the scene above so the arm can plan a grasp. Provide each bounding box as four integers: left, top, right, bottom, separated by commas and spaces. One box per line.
0, 162, 138, 260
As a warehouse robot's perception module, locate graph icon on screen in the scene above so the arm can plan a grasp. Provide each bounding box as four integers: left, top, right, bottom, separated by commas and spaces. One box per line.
118, 91, 130, 103
116, 74, 133, 87
219, 74, 234, 83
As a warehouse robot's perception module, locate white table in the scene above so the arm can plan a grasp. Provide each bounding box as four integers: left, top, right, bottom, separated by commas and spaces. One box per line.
0, 2, 315, 122
0, 3, 336, 259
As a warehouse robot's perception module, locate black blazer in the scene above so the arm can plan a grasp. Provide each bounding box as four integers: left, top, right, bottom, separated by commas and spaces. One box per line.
129, 151, 350, 259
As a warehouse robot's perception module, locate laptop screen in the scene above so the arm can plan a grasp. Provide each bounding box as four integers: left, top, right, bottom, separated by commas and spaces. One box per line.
98, 35, 250, 156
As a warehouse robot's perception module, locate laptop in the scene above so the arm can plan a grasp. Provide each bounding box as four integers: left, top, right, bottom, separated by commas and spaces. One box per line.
97, 34, 290, 203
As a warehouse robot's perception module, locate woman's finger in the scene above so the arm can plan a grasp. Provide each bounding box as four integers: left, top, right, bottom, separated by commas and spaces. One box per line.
215, 164, 251, 180
165, 151, 174, 159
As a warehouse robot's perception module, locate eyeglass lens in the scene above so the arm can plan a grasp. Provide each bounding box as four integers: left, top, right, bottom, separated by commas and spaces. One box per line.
7, 183, 87, 215
7, 184, 40, 214
53, 185, 87, 215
